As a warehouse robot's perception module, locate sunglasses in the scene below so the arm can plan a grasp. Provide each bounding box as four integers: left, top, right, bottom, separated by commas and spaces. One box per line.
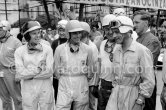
104, 40, 115, 62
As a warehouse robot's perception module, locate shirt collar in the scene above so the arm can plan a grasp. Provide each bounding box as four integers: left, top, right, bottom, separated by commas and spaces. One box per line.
118, 40, 136, 52
146, 28, 150, 32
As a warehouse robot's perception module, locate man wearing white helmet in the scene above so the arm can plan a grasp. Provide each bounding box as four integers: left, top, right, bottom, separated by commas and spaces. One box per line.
113, 8, 138, 41
106, 16, 155, 110
95, 14, 117, 110
1, 20, 11, 31
51, 19, 68, 102
54, 20, 95, 110
0, 21, 22, 110
15, 21, 54, 110
80, 21, 98, 110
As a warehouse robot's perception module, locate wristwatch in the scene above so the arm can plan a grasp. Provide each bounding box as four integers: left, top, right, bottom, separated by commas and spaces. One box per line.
136, 98, 144, 105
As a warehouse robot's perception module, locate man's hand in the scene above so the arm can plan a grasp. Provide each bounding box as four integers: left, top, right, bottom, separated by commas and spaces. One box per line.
132, 102, 143, 110
38, 60, 46, 71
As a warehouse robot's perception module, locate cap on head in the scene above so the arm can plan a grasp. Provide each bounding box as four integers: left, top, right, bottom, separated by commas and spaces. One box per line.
22, 21, 41, 35
57, 20, 68, 29
102, 14, 116, 27
111, 16, 133, 33
113, 8, 126, 16
66, 20, 83, 33
0, 22, 3, 28
1, 20, 11, 31
80, 22, 90, 33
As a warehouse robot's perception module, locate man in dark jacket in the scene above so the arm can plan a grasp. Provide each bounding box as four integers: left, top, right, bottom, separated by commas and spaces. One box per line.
133, 10, 161, 110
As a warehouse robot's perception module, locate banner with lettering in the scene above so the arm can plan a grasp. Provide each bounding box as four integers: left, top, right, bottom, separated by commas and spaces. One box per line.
66, 0, 166, 10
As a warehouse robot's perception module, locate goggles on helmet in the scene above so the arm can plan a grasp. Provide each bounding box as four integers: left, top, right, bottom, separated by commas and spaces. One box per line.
57, 24, 65, 29
109, 20, 133, 29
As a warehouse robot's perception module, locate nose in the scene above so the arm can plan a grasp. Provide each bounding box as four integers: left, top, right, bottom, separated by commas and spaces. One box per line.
112, 32, 117, 38
133, 22, 136, 28
37, 33, 41, 39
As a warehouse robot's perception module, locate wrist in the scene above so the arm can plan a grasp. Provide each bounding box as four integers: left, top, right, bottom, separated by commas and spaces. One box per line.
136, 98, 144, 105
37, 67, 42, 73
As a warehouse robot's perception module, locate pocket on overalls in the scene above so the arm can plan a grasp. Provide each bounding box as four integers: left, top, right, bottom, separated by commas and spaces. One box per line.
79, 87, 89, 105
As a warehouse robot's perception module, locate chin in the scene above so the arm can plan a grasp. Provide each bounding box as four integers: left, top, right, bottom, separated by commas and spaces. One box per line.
116, 40, 123, 44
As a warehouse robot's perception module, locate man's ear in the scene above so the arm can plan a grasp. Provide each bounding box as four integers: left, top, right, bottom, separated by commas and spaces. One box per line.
128, 30, 133, 34
144, 20, 149, 27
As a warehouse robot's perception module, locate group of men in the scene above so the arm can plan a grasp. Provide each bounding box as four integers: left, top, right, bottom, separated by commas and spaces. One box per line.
0, 7, 164, 110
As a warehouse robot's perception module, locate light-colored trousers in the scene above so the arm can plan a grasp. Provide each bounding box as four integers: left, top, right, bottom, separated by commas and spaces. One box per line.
0, 69, 22, 110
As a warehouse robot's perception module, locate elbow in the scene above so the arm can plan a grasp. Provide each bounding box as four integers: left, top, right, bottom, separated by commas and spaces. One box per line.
139, 82, 155, 98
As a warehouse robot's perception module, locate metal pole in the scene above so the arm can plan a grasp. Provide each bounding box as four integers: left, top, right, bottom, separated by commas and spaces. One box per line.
18, 0, 21, 28
42, 0, 51, 28
156, 9, 160, 31
79, 3, 84, 21
4, 0, 8, 20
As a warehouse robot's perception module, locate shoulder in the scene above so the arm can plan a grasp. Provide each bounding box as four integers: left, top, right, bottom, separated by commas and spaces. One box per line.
10, 36, 21, 44
40, 39, 50, 46
146, 32, 160, 42
55, 43, 66, 52
52, 39, 59, 45
146, 33, 161, 47
80, 42, 92, 53
89, 40, 97, 48
135, 41, 148, 49
135, 41, 152, 55
101, 40, 107, 45
15, 45, 26, 53
89, 40, 98, 51
81, 42, 90, 49
41, 43, 52, 51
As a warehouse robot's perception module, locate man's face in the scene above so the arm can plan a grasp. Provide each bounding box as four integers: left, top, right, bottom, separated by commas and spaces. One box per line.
133, 15, 147, 35
70, 31, 82, 44
0, 28, 7, 43
161, 23, 166, 39
112, 28, 126, 44
92, 27, 97, 32
47, 28, 52, 34
103, 25, 114, 41
81, 31, 89, 44
58, 28, 66, 38
161, 23, 166, 34
29, 29, 41, 44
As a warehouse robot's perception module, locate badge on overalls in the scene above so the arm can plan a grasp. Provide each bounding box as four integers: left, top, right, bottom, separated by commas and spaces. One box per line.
81, 60, 86, 65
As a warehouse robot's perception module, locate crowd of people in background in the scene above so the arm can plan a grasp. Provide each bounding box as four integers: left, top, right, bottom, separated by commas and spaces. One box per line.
1, 7, 166, 110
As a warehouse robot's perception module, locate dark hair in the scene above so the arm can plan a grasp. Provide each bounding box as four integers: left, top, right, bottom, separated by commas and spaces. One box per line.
134, 10, 151, 22
24, 33, 31, 42
91, 21, 99, 29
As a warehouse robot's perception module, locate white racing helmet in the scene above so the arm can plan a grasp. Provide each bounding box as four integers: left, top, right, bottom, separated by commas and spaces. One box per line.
66, 20, 84, 33
80, 22, 90, 33
57, 20, 68, 29
110, 16, 133, 34
102, 14, 116, 27
113, 8, 126, 16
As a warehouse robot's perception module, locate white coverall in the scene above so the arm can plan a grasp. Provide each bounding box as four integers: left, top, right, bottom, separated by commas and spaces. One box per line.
15, 43, 54, 110
54, 42, 94, 110
0, 36, 22, 110
106, 41, 155, 110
